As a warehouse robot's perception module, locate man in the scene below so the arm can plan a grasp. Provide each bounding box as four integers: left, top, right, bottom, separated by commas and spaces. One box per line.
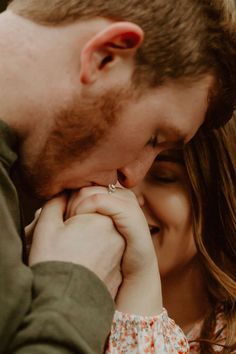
0, 0, 235, 353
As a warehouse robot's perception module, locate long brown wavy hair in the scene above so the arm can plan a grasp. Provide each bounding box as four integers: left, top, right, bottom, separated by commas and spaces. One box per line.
184, 115, 236, 353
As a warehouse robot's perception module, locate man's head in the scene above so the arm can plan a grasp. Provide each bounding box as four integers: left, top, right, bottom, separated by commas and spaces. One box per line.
1, 0, 235, 198
8, 0, 236, 126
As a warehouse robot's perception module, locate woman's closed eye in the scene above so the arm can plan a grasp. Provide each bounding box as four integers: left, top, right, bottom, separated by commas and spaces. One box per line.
148, 170, 178, 184
146, 159, 186, 185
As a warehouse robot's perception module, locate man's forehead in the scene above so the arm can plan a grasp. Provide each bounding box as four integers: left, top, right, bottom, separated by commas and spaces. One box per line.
145, 79, 209, 135
156, 96, 206, 145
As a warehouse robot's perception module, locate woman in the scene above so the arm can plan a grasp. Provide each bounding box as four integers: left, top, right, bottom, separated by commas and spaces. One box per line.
59, 117, 236, 353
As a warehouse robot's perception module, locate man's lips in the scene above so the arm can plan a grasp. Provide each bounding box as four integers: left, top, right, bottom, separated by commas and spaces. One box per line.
148, 224, 161, 236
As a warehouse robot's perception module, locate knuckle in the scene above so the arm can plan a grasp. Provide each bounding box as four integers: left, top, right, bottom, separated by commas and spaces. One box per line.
90, 193, 101, 204
77, 187, 90, 198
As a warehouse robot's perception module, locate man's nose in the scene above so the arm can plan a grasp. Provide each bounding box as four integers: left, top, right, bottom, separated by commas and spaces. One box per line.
118, 150, 156, 188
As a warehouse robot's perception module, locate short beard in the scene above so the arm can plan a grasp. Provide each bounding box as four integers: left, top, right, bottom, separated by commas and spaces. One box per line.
17, 87, 133, 200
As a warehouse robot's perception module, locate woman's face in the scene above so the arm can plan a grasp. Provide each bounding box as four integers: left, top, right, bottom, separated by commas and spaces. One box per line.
132, 150, 197, 277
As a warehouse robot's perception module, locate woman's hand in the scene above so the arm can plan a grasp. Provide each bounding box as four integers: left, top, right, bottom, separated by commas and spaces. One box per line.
66, 186, 163, 316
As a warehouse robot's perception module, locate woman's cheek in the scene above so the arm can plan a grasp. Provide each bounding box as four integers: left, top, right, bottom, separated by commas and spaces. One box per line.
153, 187, 191, 228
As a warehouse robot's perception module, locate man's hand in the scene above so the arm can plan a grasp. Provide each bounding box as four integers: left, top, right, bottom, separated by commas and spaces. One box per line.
29, 194, 125, 298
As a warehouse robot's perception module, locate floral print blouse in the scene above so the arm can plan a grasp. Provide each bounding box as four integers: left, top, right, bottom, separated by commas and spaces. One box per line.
106, 308, 226, 353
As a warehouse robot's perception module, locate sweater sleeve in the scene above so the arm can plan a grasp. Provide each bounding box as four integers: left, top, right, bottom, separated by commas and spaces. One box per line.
106, 308, 189, 353
9, 262, 115, 354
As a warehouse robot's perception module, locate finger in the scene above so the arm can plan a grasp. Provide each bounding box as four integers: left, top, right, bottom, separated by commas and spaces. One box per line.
73, 193, 146, 244
74, 194, 124, 217
38, 193, 68, 227
66, 187, 108, 218
67, 187, 136, 218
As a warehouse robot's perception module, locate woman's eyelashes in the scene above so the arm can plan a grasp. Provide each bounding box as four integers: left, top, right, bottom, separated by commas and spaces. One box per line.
148, 172, 178, 184
147, 162, 184, 184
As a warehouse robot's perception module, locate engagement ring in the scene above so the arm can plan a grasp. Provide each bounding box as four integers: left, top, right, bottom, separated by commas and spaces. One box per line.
107, 184, 116, 194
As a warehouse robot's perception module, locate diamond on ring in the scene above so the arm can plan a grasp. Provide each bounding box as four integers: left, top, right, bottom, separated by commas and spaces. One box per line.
108, 184, 116, 194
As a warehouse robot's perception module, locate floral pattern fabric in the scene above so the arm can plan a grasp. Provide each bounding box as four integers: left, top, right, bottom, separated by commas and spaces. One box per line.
106, 308, 189, 353
106, 308, 227, 354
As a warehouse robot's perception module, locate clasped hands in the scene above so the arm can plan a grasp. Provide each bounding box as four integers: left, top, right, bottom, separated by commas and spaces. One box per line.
27, 186, 162, 315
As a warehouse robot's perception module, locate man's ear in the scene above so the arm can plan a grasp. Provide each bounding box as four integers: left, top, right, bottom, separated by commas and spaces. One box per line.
80, 22, 144, 84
